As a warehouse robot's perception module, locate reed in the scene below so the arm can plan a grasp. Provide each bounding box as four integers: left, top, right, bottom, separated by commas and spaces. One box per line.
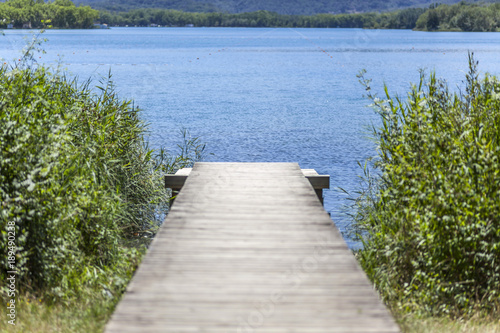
0, 50, 205, 305
350, 54, 500, 317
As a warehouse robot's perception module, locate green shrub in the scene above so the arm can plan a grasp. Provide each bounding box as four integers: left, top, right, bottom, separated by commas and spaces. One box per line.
352, 54, 500, 316
0, 57, 204, 302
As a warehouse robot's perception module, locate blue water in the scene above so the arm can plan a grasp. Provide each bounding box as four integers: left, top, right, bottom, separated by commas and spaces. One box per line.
3, 28, 500, 247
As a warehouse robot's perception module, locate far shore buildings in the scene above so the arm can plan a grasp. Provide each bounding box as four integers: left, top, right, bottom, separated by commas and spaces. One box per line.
93, 23, 109, 29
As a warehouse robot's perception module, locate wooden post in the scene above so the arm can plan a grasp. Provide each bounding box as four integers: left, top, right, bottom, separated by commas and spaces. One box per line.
301, 169, 330, 205
165, 168, 192, 207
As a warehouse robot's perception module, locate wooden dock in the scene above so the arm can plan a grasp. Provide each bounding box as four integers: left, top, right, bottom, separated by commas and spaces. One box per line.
105, 162, 399, 333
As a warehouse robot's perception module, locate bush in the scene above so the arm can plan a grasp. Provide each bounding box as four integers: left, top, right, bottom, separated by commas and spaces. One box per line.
0, 55, 204, 302
352, 54, 500, 316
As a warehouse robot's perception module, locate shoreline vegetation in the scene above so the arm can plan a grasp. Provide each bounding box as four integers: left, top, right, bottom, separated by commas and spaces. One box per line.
1, 0, 500, 31
98, 2, 500, 31
348, 54, 500, 329
0, 34, 205, 331
0, 0, 99, 29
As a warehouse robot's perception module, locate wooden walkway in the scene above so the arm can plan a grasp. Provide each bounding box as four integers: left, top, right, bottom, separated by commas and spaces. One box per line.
106, 162, 399, 333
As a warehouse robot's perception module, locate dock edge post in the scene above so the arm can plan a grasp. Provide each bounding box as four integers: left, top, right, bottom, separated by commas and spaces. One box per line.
301, 169, 329, 205
165, 166, 329, 206
164, 168, 192, 206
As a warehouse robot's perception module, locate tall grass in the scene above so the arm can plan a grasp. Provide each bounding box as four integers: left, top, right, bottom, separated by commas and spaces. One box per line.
349, 54, 500, 317
0, 48, 204, 306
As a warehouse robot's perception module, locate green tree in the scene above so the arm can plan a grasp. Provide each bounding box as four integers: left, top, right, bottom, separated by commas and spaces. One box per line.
426, 9, 440, 30
0, 0, 98, 28
54, 0, 75, 7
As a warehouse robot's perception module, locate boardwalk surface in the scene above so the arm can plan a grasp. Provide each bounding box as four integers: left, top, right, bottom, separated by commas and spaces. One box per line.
106, 162, 399, 333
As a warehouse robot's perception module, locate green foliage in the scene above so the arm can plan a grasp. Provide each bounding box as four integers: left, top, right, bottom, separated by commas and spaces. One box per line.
97, 7, 427, 29
415, 2, 500, 31
351, 55, 500, 316
92, 1, 500, 31
0, 47, 204, 302
0, 0, 99, 29
74, 0, 467, 16
3, 0, 493, 31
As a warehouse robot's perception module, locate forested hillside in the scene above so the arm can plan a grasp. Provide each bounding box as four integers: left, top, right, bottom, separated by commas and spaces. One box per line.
0, 0, 98, 28
99, 7, 427, 29
73, 0, 491, 15
97, 2, 500, 31
416, 2, 500, 30
0, 0, 498, 31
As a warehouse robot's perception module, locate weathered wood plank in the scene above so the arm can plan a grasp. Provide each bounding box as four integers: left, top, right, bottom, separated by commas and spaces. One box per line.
106, 162, 399, 333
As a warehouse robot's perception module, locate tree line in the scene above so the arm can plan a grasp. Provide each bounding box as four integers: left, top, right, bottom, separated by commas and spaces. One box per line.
0, 0, 99, 29
416, 1, 500, 31
1, 0, 499, 31
75, 0, 457, 16
99, 2, 500, 31
98, 7, 427, 29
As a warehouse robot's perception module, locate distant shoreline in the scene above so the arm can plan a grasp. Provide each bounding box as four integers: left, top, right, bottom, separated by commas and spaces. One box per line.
2, 0, 499, 32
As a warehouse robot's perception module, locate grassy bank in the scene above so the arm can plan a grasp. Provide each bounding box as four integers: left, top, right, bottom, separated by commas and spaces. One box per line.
1, 293, 114, 332
348, 54, 500, 330
397, 312, 500, 332
0, 42, 204, 331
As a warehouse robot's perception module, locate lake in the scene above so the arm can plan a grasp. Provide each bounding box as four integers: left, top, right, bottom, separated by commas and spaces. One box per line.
2, 28, 500, 247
